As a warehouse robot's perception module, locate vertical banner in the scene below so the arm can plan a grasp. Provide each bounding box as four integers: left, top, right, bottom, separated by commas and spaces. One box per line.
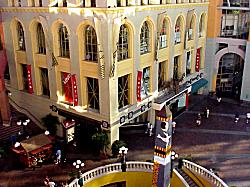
62, 72, 73, 103
71, 74, 78, 106
27, 65, 33, 94
195, 48, 200, 72
152, 106, 172, 187
137, 71, 142, 102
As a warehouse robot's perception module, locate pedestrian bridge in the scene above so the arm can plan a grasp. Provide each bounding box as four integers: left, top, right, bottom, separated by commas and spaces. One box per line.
68, 160, 228, 187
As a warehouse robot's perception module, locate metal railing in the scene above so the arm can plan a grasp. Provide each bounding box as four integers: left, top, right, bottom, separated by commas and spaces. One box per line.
183, 160, 229, 187
68, 161, 153, 187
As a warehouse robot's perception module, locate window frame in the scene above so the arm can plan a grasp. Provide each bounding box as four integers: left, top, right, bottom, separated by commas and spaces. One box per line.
85, 25, 98, 62
17, 22, 26, 51
117, 24, 129, 61
40, 68, 50, 97
37, 23, 46, 54
140, 21, 150, 54
87, 77, 100, 110
118, 74, 130, 109
159, 19, 168, 49
58, 24, 70, 58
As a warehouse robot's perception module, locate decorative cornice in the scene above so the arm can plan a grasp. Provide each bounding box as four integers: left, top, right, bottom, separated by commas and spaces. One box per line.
0, 3, 209, 15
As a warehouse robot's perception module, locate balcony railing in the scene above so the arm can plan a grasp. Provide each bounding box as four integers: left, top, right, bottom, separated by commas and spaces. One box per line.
183, 159, 229, 187
69, 160, 228, 187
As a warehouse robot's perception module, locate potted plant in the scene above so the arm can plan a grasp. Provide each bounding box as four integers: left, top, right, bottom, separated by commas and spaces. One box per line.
111, 140, 127, 158
91, 131, 110, 158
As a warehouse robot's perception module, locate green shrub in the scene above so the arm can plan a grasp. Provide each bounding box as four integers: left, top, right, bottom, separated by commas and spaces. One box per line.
91, 131, 110, 156
111, 140, 127, 157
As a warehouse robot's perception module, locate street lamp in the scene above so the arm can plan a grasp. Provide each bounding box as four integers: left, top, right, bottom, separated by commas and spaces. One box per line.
119, 146, 128, 172
73, 160, 85, 178
170, 150, 179, 178
17, 118, 30, 139
44, 130, 50, 136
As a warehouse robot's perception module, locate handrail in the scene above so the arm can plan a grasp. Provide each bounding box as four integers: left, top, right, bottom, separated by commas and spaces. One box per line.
8, 96, 43, 127
68, 161, 154, 187
183, 159, 229, 187
173, 169, 190, 187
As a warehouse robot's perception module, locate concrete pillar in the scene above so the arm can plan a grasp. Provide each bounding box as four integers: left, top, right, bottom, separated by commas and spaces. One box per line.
0, 76, 11, 126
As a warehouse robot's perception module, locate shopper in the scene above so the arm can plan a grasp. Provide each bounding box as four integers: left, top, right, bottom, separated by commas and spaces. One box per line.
196, 113, 202, 126
246, 112, 250, 124
235, 112, 240, 123
172, 121, 176, 134
55, 149, 61, 164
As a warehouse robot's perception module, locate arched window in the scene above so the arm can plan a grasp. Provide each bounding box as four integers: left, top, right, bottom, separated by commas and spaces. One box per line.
118, 74, 130, 109
63, 0, 67, 7
117, 24, 129, 61
159, 19, 168, 48
37, 23, 46, 54
85, 26, 97, 62
188, 16, 195, 40
174, 17, 182, 44
17, 22, 25, 51
58, 23, 70, 58
199, 14, 205, 37
140, 21, 150, 54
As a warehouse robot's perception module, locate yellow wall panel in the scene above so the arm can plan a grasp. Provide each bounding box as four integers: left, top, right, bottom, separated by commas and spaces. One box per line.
34, 54, 48, 68
16, 51, 27, 64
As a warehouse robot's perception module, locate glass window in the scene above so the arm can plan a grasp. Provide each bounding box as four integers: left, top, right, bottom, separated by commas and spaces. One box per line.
118, 74, 130, 109
63, 0, 67, 7
17, 22, 26, 51
18, 0, 21, 7
158, 61, 166, 91
141, 67, 150, 99
186, 51, 191, 76
85, 26, 97, 62
140, 21, 150, 54
188, 17, 194, 40
21, 64, 29, 91
174, 17, 182, 44
31, 0, 35, 7
199, 14, 205, 37
87, 77, 99, 110
4, 63, 10, 80
40, 68, 50, 97
39, 0, 42, 7
117, 0, 121, 6
37, 23, 46, 54
91, 0, 96, 7
61, 72, 73, 103
160, 19, 168, 49
173, 56, 179, 81
58, 24, 70, 58
117, 25, 129, 61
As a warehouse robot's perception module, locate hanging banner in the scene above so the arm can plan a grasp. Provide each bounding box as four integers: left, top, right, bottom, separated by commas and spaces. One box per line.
71, 74, 78, 106
152, 106, 172, 187
62, 72, 73, 103
195, 48, 200, 72
137, 71, 142, 102
27, 65, 33, 94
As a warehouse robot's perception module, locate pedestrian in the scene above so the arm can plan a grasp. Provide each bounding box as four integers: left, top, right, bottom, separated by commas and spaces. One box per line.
216, 96, 221, 105
235, 112, 240, 123
48, 181, 56, 187
205, 107, 210, 119
148, 123, 153, 137
196, 113, 202, 126
145, 122, 151, 135
246, 112, 250, 124
55, 149, 61, 164
172, 121, 176, 134
44, 176, 50, 186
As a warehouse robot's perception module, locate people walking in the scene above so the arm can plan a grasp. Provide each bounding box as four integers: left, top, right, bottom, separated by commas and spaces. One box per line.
196, 113, 202, 126
145, 122, 152, 136
234, 112, 240, 123
172, 121, 176, 134
246, 112, 250, 124
55, 149, 61, 164
204, 107, 210, 119
216, 96, 221, 105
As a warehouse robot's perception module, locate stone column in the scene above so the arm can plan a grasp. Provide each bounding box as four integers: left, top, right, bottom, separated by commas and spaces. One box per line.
0, 76, 11, 126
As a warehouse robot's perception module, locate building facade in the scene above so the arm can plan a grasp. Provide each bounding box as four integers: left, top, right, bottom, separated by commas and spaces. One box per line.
1, 0, 208, 146
205, 0, 250, 101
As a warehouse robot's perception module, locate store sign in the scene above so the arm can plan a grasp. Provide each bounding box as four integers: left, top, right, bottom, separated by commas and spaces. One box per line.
137, 71, 142, 102
27, 65, 33, 94
195, 48, 200, 72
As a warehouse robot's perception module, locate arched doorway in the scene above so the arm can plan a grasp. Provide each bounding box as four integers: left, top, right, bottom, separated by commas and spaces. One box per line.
216, 53, 244, 99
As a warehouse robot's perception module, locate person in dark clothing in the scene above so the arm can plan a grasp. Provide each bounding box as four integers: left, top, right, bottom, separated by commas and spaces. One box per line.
235, 112, 240, 123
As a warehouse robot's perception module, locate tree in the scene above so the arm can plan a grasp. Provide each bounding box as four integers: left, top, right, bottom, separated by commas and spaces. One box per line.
91, 131, 110, 157
41, 114, 59, 136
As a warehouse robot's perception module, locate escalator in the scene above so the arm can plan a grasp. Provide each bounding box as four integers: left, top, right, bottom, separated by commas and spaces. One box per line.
175, 168, 200, 187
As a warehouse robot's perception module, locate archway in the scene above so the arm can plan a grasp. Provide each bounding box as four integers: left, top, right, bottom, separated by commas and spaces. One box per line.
216, 53, 244, 99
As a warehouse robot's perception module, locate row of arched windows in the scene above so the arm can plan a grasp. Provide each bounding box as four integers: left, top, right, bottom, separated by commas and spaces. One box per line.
15, 14, 205, 62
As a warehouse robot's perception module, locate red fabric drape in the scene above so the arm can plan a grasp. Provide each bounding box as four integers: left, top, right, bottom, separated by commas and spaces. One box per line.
27, 65, 33, 94
137, 71, 142, 102
62, 72, 73, 103
195, 48, 200, 72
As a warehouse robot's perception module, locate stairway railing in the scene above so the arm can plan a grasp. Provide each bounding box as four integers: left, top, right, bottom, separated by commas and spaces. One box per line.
183, 159, 229, 187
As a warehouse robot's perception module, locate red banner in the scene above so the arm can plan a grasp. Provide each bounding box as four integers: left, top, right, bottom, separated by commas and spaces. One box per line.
137, 71, 142, 102
62, 72, 73, 103
27, 65, 33, 94
71, 74, 78, 106
195, 48, 200, 72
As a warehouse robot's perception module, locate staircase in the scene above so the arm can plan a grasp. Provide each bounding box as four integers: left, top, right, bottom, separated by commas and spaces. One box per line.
176, 168, 200, 187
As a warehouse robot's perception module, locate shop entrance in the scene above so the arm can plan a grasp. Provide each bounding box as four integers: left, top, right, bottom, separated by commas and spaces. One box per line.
216, 53, 244, 100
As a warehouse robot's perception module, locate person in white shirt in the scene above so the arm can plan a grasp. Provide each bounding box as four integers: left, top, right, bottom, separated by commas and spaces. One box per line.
246, 112, 250, 124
